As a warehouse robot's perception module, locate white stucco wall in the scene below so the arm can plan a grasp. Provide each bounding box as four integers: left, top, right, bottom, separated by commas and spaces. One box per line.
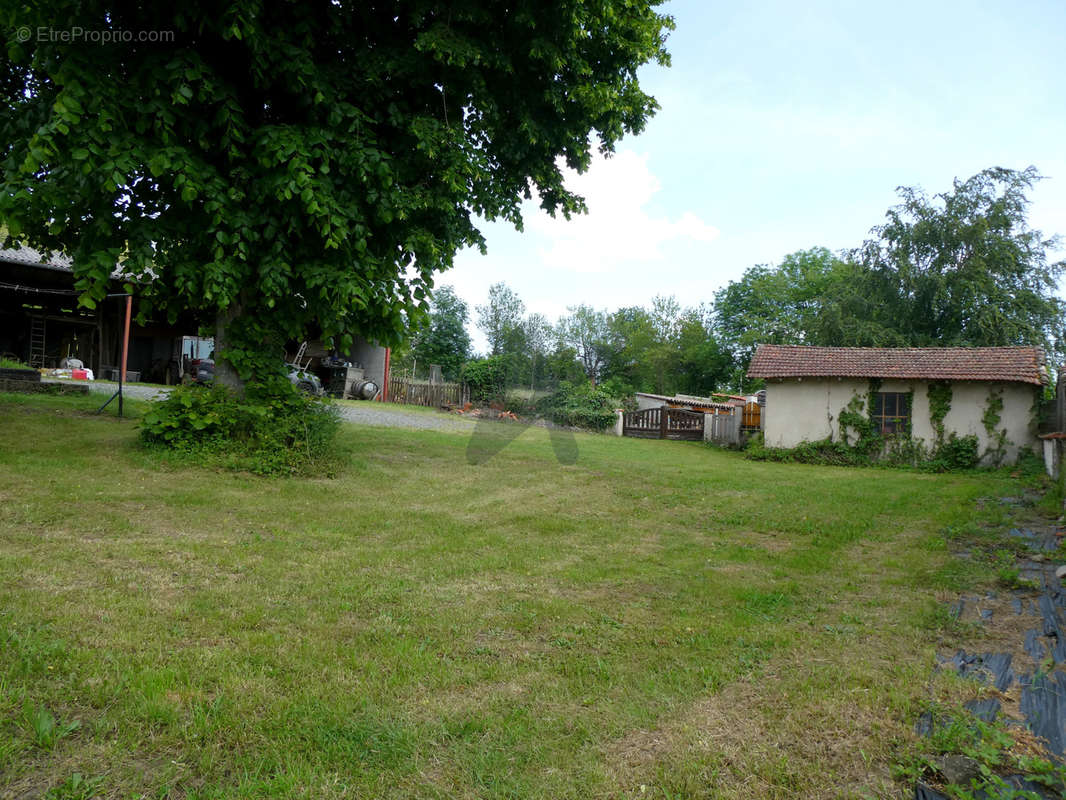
763, 378, 1039, 463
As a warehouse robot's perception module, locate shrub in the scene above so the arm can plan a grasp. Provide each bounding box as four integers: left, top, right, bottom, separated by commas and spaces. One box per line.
927, 433, 979, 472
461, 356, 510, 402
140, 383, 340, 475
746, 431, 983, 472
596, 376, 636, 408
502, 391, 538, 417
536, 381, 619, 431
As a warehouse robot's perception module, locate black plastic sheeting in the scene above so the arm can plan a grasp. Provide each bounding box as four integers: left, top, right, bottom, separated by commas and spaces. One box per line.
945, 650, 1015, 693
939, 544, 1066, 760
1008, 527, 1062, 552
917, 530, 1066, 797
963, 697, 1001, 723
1019, 670, 1066, 759
915, 775, 1060, 799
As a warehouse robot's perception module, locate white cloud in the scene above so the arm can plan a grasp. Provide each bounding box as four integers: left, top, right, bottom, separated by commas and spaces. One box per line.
524, 150, 719, 273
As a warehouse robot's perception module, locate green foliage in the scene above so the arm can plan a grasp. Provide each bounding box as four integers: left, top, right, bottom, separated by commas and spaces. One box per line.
408, 286, 471, 381
536, 381, 619, 430
745, 435, 865, 466
928, 382, 953, 446
928, 434, 980, 472
715, 169, 1065, 380
596, 376, 638, 409
476, 283, 527, 358
22, 703, 79, 750
0, 357, 30, 370
0, 2, 672, 387
856, 167, 1065, 362
461, 356, 511, 402
543, 341, 588, 388
750, 381, 978, 471
713, 248, 876, 384
982, 388, 1009, 466
140, 384, 340, 475
601, 299, 733, 396
557, 304, 610, 383
899, 704, 1066, 799
44, 773, 103, 800
837, 387, 884, 456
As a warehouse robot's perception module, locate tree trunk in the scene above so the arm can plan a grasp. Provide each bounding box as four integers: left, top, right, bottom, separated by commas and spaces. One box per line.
214, 302, 245, 394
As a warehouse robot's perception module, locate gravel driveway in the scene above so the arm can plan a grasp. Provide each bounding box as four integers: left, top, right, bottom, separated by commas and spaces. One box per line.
78, 381, 476, 432
81, 381, 172, 402
334, 404, 477, 433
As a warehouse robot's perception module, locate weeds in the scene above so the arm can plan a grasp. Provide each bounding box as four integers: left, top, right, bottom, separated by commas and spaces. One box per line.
44, 773, 103, 800
898, 704, 1066, 798
23, 702, 80, 750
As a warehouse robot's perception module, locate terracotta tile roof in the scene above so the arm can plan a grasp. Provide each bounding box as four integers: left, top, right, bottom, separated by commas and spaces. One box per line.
747, 344, 1047, 385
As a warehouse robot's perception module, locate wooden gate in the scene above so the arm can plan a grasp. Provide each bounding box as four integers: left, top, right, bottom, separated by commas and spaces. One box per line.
623, 407, 704, 441
741, 400, 761, 431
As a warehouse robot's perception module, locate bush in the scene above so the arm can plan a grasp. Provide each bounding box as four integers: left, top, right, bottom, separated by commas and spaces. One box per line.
461, 356, 510, 402
596, 376, 637, 408
745, 435, 861, 466
746, 431, 983, 472
140, 383, 340, 475
536, 381, 619, 431
927, 434, 980, 472
502, 391, 538, 417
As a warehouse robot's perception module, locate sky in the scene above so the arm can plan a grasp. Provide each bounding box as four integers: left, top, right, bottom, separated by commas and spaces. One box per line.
446, 0, 1066, 353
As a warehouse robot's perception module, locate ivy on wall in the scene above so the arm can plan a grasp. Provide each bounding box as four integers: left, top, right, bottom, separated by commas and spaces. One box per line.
837, 390, 881, 456
748, 378, 979, 470
982, 386, 1010, 466
928, 382, 952, 448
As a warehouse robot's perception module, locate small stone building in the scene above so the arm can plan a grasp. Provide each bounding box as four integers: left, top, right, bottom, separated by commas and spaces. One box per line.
747, 345, 1048, 463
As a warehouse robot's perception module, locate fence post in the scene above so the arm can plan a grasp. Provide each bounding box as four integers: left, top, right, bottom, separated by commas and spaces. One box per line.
614, 409, 624, 437
1057, 368, 1066, 433
703, 412, 713, 442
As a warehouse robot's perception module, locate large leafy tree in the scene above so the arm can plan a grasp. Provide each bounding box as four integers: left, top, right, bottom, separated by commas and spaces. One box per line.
557, 304, 609, 383
674, 305, 732, 396
0, 2, 672, 390
475, 282, 525, 357
408, 285, 471, 381
712, 247, 860, 368
524, 312, 551, 391
854, 166, 1065, 359
603, 305, 657, 390
715, 170, 1065, 383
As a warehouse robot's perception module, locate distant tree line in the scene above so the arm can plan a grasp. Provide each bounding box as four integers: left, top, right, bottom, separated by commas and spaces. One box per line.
396, 166, 1065, 397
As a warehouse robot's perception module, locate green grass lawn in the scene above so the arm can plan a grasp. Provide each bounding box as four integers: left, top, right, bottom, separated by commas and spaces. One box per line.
0, 393, 1030, 799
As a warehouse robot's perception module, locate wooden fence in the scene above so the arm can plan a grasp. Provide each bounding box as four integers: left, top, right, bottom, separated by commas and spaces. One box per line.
622, 407, 704, 441
387, 376, 468, 408
705, 409, 741, 446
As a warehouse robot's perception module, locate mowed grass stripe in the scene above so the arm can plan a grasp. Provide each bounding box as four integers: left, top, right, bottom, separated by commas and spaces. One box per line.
0, 393, 1015, 798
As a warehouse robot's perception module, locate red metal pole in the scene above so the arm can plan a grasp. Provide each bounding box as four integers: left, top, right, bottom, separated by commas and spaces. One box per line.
119, 294, 131, 381
381, 347, 390, 402
119, 295, 131, 415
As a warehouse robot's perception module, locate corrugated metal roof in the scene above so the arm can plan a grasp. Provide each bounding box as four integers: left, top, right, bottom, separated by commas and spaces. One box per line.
0, 245, 141, 281
747, 344, 1047, 385
634, 392, 737, 410
0, 245, 73, 271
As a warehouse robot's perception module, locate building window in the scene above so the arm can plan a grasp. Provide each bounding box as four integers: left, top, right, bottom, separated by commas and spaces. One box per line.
871, 392, 910, 435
